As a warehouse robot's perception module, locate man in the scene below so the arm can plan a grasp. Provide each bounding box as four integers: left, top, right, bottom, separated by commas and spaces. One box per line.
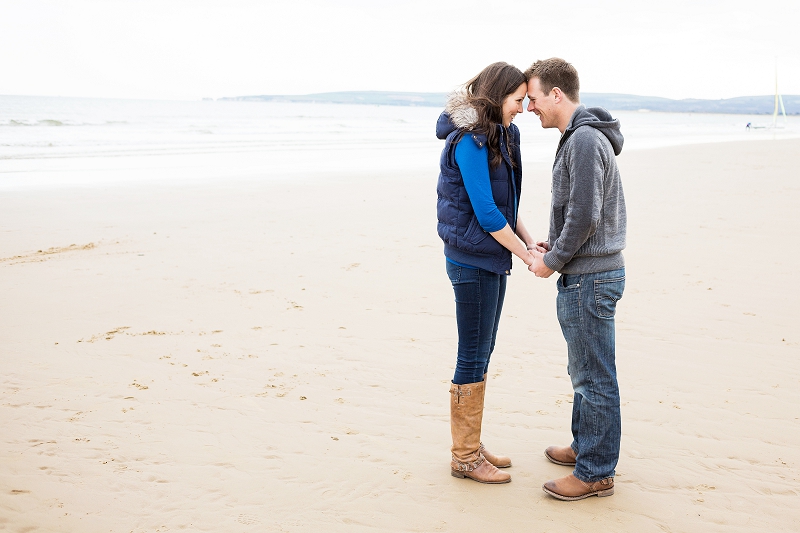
525, 58, 627, 501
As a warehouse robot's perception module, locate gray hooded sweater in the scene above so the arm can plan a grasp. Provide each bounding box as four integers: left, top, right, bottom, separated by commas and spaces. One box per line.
543, 105, 627, 274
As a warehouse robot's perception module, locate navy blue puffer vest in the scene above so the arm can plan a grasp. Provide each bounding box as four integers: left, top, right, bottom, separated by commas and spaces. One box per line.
436, 112, 523, 275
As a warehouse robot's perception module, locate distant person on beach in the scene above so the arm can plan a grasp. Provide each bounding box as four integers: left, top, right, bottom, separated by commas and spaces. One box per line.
435, 62, 535, 484
525, 58, 627, 500
746, 122, 751, 131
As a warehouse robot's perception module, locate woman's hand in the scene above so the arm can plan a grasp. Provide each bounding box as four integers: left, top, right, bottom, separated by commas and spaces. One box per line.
522, 249, 535, 267
527, 240, 550, 253
527, 242, 548, 254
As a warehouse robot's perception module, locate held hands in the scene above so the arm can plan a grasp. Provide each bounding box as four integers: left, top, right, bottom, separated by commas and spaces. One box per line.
526, 241, 555, 278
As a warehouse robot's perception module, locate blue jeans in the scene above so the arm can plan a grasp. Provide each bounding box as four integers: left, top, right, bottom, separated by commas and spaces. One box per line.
446, 261, 507, 385
556, 268, 625, 482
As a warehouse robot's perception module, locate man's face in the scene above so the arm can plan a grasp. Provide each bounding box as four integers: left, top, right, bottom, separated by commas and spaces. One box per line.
526, 77, 557, 129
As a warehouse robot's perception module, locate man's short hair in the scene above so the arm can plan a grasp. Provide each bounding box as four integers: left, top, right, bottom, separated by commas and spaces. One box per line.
524, 58, 580, 102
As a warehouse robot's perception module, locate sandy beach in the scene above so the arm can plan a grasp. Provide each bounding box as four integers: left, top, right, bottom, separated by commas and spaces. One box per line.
2, 138, 799, 532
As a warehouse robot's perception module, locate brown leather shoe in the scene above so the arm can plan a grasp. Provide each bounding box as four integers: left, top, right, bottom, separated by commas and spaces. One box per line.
451, 455, 511, 484
544, 445, 577, 466
480, 443, 512, 468
542, 474, 614, 501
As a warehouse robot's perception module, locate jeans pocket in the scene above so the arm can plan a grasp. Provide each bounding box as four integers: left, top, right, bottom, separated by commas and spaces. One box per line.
446, 262, 462, 284
558, 273, 581, 291
556, 274, 581, 324
594, 277, 625, 319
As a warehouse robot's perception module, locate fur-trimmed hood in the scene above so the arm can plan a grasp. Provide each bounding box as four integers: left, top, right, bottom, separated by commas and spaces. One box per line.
435, 91, 478, 139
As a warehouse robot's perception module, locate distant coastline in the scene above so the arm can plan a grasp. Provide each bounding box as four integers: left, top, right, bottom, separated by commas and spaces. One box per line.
217, 91, 798, 115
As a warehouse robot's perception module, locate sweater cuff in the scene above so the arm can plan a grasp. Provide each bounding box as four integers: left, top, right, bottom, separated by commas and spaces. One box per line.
543, 251, 564, 272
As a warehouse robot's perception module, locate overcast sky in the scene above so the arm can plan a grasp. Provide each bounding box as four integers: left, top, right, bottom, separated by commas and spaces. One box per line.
1, 0, 797, 101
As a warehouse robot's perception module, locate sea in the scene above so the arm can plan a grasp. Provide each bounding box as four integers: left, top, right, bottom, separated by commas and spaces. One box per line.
2, 95, 799, 190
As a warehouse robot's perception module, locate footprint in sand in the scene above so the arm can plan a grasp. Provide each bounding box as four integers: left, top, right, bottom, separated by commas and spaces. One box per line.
1, 242, 98, 264
78, 326, 131, 343
236, 515, 260, 525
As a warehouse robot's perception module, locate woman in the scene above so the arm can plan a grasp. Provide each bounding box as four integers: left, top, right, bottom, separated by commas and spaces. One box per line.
436, 62, 534, 484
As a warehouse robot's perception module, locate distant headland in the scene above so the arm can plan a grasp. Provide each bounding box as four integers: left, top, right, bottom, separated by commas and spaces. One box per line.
216, 91, 798, 115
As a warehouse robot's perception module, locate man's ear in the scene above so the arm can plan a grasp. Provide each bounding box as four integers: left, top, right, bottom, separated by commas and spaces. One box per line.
552, 87, 564, 104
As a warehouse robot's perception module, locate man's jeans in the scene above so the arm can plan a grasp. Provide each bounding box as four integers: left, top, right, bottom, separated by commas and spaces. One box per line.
446, 261, 507, 385
557, 268, 625, 482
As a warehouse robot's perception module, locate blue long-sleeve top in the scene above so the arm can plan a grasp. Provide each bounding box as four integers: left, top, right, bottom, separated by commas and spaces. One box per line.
455, 138, 509, 233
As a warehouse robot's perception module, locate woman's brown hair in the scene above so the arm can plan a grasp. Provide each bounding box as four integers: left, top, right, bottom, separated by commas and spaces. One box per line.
463, 62, 526, 169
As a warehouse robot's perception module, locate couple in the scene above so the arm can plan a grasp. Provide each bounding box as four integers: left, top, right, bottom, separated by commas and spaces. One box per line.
436, 59, 626, 501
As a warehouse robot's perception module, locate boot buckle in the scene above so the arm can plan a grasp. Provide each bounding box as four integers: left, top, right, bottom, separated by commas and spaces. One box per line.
451, 454, 484, 472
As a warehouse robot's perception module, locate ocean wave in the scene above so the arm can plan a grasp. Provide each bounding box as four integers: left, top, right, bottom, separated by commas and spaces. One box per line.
3, 119, 69, 127
1, 119, 133, 127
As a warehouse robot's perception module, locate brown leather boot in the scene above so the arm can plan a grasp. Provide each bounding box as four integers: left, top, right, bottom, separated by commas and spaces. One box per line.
479, 374, 512, 468
450, 381, 511, 484
544, 445, 577, 466
542, 474, 614, 501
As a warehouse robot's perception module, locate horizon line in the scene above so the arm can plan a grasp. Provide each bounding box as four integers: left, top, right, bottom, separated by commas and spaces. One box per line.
2, 91, 798, 103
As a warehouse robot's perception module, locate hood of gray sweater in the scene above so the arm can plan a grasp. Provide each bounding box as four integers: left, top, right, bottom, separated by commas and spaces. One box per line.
558, 105, 624, 156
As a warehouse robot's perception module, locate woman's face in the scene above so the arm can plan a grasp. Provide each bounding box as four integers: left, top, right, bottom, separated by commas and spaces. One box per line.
501, 83, 528, 127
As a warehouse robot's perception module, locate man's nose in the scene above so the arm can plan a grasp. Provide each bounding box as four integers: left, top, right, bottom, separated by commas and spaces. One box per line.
527, 101, 535, 112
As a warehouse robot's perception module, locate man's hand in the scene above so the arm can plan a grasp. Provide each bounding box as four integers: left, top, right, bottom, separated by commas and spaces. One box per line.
528, 249, 555, 278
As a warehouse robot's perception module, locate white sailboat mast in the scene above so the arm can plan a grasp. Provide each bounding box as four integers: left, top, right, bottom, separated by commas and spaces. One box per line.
773, 64, 779, 127
772, 61, 788, 128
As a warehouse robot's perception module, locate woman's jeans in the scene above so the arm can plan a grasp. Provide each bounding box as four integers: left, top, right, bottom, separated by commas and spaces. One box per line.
446, 261, 507, 385
557, 268, 625, 482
